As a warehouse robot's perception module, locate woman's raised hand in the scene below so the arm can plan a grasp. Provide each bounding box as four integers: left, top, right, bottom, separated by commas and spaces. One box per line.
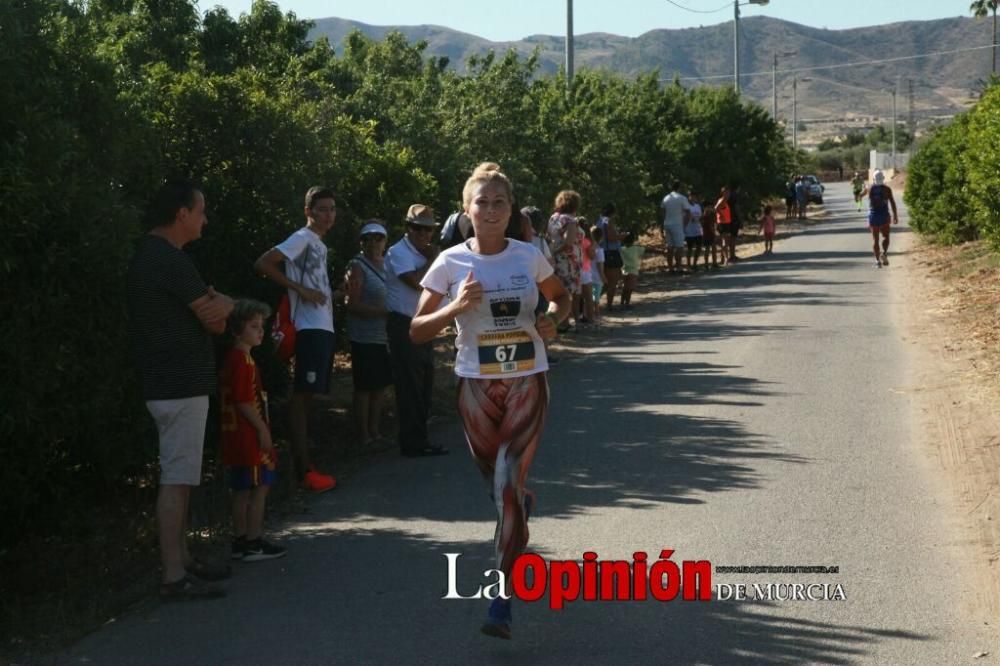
454, 270, 483, 314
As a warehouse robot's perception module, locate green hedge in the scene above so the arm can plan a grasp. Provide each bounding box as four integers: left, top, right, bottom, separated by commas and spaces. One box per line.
906, 79, 1000, 246
966, 83, 1000, 248
0, 0, 793, 551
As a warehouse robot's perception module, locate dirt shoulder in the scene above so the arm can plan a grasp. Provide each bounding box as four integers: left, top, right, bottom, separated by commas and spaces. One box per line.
897, 234, 1000, 619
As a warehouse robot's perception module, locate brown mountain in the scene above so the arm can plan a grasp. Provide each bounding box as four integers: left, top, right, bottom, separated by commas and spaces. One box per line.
310, 15, 996, 130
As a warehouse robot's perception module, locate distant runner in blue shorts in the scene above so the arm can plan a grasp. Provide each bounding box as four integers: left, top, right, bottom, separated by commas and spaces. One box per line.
862, 169, 899, 268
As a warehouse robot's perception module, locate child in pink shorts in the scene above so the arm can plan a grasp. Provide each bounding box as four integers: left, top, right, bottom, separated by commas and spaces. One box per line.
759, 205, 776, 255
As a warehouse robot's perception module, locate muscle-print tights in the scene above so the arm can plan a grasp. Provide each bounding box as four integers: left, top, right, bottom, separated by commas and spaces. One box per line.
457, 373, 549, 591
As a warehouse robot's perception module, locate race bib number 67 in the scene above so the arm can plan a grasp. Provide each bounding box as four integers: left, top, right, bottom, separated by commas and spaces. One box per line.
477, 330, 536, 374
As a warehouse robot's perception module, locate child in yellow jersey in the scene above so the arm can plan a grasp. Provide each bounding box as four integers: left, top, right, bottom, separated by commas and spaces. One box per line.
619, 231, 646, 308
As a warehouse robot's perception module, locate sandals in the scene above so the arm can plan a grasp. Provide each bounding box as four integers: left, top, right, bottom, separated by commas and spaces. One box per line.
160, 574, 225, 602
186, 557, 232, 582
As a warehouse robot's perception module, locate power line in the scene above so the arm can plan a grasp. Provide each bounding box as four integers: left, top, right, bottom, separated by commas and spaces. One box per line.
806, 75, 885, 96
669, 43, 998, 82
663, 0, 732, 14
791, 74, 947, 100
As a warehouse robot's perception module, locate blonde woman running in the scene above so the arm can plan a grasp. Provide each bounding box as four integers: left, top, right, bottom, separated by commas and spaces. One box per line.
410, 163, 570, 640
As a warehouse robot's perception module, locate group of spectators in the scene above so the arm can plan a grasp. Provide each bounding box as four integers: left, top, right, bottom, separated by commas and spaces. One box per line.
659, 181, 748, 270
125, 174, 760, 602
785, 175, 813, 220
126, 182, 457, 600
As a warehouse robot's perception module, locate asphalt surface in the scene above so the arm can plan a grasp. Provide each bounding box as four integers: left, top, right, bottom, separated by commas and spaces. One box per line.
62, 183, 998, 665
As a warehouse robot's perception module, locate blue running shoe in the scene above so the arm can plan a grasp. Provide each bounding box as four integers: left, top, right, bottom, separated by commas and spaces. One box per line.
480, 597, 512, 639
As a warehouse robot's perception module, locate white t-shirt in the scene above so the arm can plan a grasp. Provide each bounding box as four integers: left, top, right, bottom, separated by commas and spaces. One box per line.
661, 192, 691, 228
530, 235, 553, 262
686, 203, 704, 237
421, 240, 554, 379
592, 247, 605, 283
385, 236, 429, 317
275, 227, 334, 332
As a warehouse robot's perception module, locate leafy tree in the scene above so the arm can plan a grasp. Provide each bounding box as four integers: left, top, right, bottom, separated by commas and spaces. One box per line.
971, 0, 999, 74
0, 0, 152, 542
842, 131, 867, 147
0, 0, 794, 560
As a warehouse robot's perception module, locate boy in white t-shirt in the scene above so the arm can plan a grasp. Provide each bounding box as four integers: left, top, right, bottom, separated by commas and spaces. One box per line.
253, 186, 339, 493
685, 194, 704, 272
590, 226, 606, 322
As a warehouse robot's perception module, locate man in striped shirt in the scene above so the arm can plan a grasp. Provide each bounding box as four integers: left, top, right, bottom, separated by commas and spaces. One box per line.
127, 180, 234, 600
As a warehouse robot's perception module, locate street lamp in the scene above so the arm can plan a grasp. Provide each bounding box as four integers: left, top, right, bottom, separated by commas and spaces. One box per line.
734, 0, 769, 94
566, 0, 574, 94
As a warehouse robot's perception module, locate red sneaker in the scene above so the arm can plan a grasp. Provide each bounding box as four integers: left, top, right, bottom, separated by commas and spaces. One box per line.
303, 469, 336, 493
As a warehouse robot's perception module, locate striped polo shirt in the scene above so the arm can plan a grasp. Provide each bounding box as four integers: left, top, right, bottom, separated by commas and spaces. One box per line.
126, 234, 216, 400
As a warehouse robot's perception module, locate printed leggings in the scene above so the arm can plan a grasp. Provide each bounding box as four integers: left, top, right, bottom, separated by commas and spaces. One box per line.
457, 373, 549, 588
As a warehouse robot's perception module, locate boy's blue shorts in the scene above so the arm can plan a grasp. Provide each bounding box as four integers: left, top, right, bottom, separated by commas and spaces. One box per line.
228, 465, 277, 491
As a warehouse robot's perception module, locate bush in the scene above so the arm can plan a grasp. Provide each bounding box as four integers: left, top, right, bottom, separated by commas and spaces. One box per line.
905, 115, 976, 243
1, 0, 794, 557
965, 82, 1000, 249
906, 79, 1000, 247
0, 0, 154, 545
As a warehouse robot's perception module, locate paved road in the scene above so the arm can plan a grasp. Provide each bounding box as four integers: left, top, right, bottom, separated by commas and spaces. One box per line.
64, 183, 997, 664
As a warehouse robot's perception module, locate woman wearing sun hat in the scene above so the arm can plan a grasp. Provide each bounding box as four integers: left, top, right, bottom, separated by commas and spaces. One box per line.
345, 220, 391, 445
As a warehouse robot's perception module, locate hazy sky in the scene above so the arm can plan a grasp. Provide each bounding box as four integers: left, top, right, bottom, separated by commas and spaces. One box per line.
203, 0, 971, 42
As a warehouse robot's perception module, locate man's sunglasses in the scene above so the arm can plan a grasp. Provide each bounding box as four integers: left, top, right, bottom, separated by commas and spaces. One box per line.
408, 224, 434, 233
361, 234, 386, 241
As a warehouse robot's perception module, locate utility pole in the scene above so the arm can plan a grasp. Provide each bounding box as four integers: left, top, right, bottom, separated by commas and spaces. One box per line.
792, 77, 798, 150
772, 53, 777, 118
734, 1, 741, 94
907, 78, 915, 152
566, 0, 574, 94
771, 50, 796, 121
891, 83, 897, 169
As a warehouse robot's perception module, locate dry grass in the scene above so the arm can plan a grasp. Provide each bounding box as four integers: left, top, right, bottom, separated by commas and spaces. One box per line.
912, 239, 1000, 389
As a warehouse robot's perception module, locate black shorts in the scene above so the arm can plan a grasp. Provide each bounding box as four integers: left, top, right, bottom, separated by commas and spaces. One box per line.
729, 223, 741, 238
294, 329, 335, 394
350, 341, 392, 391
604, 249, 624, 269
685, 236, 703, 248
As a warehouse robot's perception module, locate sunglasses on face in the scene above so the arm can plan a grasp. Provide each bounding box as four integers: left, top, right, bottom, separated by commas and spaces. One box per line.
361, 234, 386, 241
408, 225, 434, 233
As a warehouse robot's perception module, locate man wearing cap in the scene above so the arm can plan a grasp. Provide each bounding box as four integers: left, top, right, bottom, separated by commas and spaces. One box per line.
253, 186, 339, 492
385, 204, 448, 457
862, 169, 899, 268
